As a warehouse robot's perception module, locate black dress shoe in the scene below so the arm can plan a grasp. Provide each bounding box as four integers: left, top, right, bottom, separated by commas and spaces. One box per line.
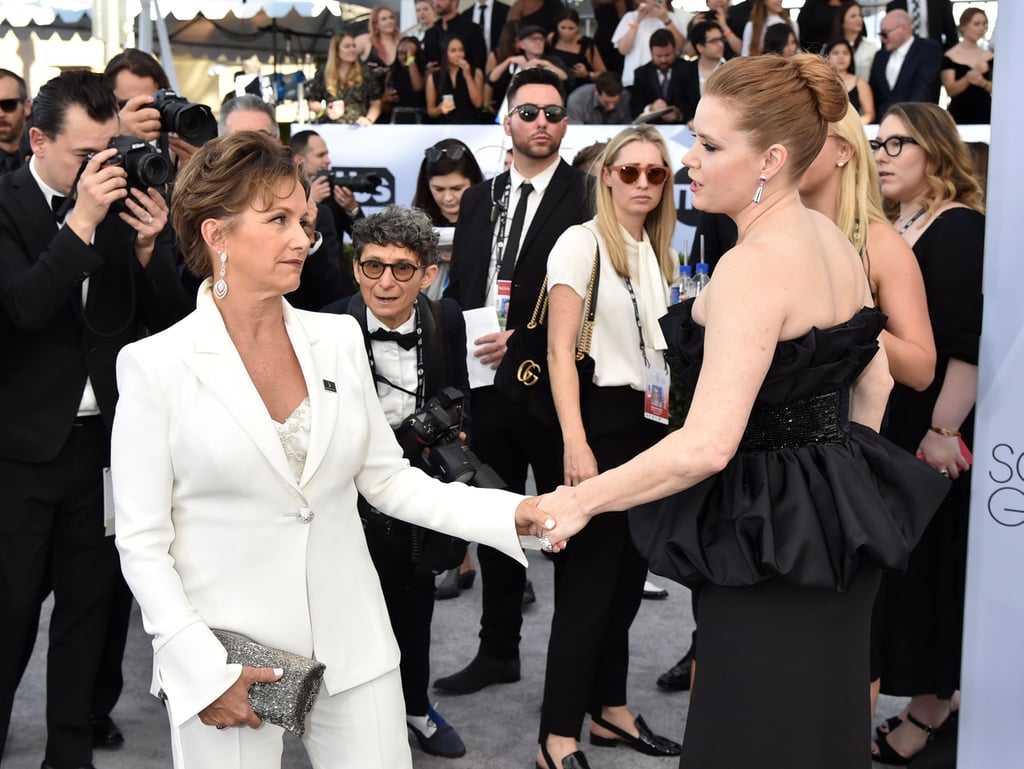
433, 654, 520, 695
589, 713, 682, 756
522, 579, 536, 606
435, 568, 461, 600
457, 568, 476, 589
90, 713, 124, 748
656, 647, 694, 691
537, 742, 591, 769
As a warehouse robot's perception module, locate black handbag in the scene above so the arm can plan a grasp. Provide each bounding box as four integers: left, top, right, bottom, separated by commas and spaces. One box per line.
494, 241, 600, 426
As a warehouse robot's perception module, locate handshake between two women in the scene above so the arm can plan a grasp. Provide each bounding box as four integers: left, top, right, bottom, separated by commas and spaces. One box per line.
514, 486, 589, 553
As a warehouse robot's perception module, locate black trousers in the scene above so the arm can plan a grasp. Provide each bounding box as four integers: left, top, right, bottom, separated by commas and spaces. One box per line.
539, 387, 666, 739
469, 386, 563, 660
0, 416, 118, 769
378, 566, 437, 717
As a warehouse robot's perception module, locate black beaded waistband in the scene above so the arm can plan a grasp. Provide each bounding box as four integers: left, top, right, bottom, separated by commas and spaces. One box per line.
739, 390, 848, 452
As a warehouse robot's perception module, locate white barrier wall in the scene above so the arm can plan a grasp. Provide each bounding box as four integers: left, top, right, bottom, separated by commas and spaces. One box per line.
958, 3, 1024, 766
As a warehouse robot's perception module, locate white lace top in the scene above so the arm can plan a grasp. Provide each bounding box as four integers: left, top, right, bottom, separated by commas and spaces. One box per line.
273, 397, 311, 483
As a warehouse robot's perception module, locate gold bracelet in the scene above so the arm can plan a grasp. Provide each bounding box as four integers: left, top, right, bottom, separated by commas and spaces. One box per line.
930, 425, 961, 438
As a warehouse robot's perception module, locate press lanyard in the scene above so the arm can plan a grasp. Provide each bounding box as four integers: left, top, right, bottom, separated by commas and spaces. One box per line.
486, 178, 514, 290
365, 307, 426, 409
623, 276, 650, 367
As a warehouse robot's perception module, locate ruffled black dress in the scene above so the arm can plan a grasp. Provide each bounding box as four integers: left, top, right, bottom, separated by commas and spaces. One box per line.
629, 300, 949, 769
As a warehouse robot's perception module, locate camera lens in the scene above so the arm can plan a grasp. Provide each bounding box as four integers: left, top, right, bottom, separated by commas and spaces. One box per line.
172, 104, 218, 145
132, 152, 172, 187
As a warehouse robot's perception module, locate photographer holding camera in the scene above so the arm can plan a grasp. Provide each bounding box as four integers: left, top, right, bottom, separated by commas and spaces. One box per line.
105, 49, 216, 173
0, 70, 191, 769
323, 205, 488, 759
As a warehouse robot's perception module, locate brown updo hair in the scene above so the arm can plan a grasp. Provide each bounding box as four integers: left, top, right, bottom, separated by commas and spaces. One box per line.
704, 54, 848, 180
171, 131, 307, 278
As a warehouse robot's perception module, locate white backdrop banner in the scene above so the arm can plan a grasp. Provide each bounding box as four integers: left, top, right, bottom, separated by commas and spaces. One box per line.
959, 1, 1024, 765
304, 123, 702, 258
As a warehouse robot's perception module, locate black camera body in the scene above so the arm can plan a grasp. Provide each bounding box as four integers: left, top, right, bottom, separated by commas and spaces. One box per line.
314, 167, 383, 195
152, 89, 218, 146
100, 135, 172, 190
395, 386, 505, 489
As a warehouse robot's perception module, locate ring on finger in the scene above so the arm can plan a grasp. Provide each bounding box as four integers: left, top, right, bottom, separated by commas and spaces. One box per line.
216, 724, 227, 730
939, 469, 949, 477
538, 534, 553, 551
147, 215, 154, 224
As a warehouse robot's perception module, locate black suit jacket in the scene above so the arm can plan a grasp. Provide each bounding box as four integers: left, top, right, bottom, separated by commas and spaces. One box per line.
444, 160, 589, 332
869, 36, 942, 116
460, 1, 510, 53
886, 0, 959, 50
0, 165, 191, 462
630, 59, 698, 124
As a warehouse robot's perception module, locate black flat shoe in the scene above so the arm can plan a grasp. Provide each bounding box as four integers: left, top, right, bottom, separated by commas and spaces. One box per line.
656, 647, 694, 691
435, 568, 461, 600
537, 742, 591, 769
589, 713, 681, 756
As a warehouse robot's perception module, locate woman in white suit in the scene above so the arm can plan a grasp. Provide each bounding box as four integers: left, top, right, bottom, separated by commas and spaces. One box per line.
110, 131, 556, 769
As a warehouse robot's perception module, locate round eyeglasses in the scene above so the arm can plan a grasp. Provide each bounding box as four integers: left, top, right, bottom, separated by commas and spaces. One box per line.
357, 259, 426, 282
870, 135, 919, 157
607, 164, 670, 185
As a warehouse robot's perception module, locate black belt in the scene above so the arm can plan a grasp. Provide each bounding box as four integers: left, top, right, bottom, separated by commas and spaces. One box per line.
73, 414, 104, 428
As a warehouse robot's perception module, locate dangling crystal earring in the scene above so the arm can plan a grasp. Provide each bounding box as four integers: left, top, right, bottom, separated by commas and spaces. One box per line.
213, 250, 228, 299
752, 175, 768, 204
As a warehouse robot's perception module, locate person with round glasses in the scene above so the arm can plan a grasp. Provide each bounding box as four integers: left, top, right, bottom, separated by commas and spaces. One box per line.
871, 101, 984, 766
535, 124, 680, 769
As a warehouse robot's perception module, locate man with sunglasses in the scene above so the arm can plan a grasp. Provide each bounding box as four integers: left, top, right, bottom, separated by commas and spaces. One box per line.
323, 205, 471, 759
437, 67, 588, 696
0, 69, 30, 176
869, 9, 941, 117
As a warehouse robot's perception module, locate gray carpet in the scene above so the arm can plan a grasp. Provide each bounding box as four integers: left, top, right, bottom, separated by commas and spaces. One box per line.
2, 545, 905, 768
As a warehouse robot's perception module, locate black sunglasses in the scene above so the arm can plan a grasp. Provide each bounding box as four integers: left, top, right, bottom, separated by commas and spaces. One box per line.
357, 259, 426, 282
869, 135, 919, 157
0, 98, 23, 113
509, 103, 567, 123
424, 145, 466, 163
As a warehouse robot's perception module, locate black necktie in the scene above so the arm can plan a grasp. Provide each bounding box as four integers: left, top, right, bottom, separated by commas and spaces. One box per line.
660, 70, 671, 99
369, 328, 418, 350
51, 195, 67, 218
477, 3, 487, 26
499, 182, 533, 280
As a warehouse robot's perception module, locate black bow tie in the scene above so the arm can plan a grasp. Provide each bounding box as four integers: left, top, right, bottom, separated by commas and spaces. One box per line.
369, 328, 418, 350
51, 195, 68, 217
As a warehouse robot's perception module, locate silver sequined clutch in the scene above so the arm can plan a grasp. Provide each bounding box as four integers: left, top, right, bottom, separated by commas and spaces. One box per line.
212, 629, 326, 736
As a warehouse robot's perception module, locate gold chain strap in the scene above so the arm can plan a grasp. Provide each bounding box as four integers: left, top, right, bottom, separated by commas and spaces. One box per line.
576, 244, 600, 361
526, 275, 549, 330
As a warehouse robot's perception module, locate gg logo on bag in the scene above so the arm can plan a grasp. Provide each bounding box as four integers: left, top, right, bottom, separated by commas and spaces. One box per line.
517, 360, 542, 386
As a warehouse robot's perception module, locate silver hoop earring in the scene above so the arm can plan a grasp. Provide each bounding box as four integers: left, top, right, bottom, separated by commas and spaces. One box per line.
214, 251, 228, 299
752, 175, 767, 205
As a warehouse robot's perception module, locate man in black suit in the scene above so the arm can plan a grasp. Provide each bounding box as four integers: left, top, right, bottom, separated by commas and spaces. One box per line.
870, 9, 942, 117
0, 69, 30, 176
630, 28, 695, 125
886, 0, 958, 50
462, 0, 510, 55
424, 0, 489, 72
0, 70, 190, 769
437, 68, 588, 695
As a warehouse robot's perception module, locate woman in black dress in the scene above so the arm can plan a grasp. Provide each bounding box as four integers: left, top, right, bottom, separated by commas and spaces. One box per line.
426, 35, 484, 124
548, 8, 606, 94
535, 54, 947, 769
872, 102, 984, 766
386, 36, 427, 124
940, 7, 993, 125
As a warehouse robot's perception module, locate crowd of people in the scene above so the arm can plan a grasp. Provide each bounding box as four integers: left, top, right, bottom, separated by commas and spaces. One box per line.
0, 2, 993, 769
297, 0, 993, 128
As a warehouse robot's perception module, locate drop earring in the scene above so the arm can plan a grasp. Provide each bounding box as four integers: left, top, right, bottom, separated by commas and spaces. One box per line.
752, 175, 767, 204
213, 250, 228, 299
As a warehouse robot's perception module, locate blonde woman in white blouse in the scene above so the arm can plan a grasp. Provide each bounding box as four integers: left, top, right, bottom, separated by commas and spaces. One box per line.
535, 125, 680, 769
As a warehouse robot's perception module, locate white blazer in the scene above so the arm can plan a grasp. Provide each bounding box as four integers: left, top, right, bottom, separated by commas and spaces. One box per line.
112, 283, 528, 727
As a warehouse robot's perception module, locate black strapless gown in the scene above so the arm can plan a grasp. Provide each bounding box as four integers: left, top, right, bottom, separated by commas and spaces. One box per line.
629, 300, 948, 769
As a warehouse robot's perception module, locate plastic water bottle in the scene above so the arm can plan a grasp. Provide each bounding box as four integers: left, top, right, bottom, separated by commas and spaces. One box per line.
670, 264, 693, 304
692, 262, 710, 297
